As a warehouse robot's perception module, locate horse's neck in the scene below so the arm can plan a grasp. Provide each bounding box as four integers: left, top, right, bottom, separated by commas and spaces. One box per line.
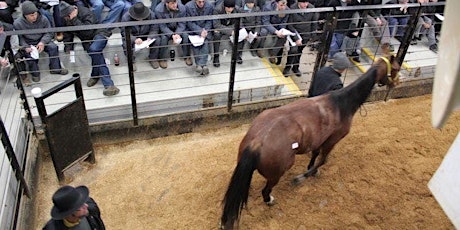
331, 66, 380, 118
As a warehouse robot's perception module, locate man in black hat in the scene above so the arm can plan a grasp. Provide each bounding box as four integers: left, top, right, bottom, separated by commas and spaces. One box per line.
43, 185, 105, 230
121, 2, 162, 70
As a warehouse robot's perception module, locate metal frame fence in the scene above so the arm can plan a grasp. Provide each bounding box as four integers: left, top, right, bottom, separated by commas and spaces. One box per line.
0, 2, 444, 228
4, 2, 445, 126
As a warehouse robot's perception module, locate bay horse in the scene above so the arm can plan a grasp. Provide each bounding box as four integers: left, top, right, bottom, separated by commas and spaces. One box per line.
220, 55, 401, 229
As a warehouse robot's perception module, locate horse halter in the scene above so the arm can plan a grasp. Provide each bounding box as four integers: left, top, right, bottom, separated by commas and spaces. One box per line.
378, 57, 399, 87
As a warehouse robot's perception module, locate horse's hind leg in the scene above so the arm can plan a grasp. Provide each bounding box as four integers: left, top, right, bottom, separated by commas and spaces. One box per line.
262, 178, 280, 206
293, 149, 320, 185
307, 149, 320, 170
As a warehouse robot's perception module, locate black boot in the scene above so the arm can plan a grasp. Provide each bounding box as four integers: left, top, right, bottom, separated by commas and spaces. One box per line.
292, 65, 301, 77
282, 66, 291, 77
275, 49, 283, 65
213, 55, 220, 67
237, 52, 243, 64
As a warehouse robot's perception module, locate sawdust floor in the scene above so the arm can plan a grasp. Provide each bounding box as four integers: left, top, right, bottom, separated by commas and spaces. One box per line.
33, 94, 458, 229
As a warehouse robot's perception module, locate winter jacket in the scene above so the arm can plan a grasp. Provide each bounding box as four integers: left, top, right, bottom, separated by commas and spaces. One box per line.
309, 66, 343, 97
43, 198, 105, 230
13, 13, 53, 46
61, 5, 112, 51
154, 2, 188, 37
287, 2, 318, 42
213, 3, 240, 36
185, 0, 214, 36
261, 0, 289, 34
237, 3, 261, 33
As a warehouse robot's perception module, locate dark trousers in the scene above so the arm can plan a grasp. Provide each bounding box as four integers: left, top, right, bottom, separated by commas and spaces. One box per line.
23, 42, 61, 77
286, 42, 307, 70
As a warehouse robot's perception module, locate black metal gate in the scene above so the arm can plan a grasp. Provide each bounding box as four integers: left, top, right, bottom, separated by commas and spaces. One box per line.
34, 75, 95, 182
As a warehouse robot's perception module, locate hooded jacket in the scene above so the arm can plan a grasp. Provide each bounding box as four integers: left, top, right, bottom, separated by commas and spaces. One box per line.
13, 13, 53, 46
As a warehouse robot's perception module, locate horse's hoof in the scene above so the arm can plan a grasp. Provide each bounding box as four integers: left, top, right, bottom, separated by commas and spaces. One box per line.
265, 195, 275, 206
313, 169, 320, 177
292, 175, 305, 185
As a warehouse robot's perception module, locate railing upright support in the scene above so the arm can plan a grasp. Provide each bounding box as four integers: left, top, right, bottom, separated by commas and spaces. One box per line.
227, 18, 241, 112
124, 27, 139, 126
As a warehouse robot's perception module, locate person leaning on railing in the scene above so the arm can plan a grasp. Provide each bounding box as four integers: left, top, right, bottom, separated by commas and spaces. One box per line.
13, 1, 68, 83
59, 1, 120, 96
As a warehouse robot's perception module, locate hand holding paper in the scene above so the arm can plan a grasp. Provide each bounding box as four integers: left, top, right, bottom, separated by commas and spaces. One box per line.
189, 35, 205, 47
229, 28, 248, 43
134, 39, 155, 52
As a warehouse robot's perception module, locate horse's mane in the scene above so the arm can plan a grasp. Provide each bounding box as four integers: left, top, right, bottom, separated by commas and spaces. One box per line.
329, 66, 380, 119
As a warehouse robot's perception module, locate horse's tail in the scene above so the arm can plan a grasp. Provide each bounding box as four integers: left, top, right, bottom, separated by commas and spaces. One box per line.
220, 146, 259, 229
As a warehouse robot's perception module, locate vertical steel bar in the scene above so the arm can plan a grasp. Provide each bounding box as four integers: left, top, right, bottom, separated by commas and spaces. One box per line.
396, 4, 423, 66
310, 10, 338, 97
0, 118, 31, 198
227, 18, 241, 112
124, 27, 139, 126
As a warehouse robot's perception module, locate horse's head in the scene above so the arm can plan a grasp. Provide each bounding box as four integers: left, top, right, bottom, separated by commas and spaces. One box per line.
375, 55, 401, 88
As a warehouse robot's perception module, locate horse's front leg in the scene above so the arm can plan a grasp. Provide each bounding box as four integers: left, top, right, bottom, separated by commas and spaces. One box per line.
292, 149, 320, 185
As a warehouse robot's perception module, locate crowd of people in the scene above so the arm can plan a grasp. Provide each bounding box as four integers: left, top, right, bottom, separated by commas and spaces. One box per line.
0, 0, 444, 96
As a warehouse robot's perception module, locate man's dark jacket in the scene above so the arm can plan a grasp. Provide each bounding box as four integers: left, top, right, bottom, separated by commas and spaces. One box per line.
42, 198, 105, 230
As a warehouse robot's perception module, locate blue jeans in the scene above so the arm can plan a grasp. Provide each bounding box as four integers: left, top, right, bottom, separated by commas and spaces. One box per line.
90, 0, 125, 23
88, 34, 114, 87
328, 32, 345, 58
192, 40, 210, 66
388, 16, 409, 38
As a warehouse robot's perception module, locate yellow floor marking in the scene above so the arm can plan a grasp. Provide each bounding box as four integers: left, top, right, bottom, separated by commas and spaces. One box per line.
362, 48, 412, 72
349, 56, 367, 73
261, 58, 302, 96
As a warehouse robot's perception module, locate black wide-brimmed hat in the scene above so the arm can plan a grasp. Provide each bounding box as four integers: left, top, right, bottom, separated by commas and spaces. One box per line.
50, 185, 89, 220
129, 2, 150, 21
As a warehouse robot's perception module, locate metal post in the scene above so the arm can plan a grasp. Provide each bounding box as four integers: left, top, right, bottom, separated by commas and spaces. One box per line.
0, 118, 31, 198
124, 27, 139, 126
310, 10, 337, 97
227, 18, 241, 112
396, 3, 424, 66
14, 70, 37, 136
